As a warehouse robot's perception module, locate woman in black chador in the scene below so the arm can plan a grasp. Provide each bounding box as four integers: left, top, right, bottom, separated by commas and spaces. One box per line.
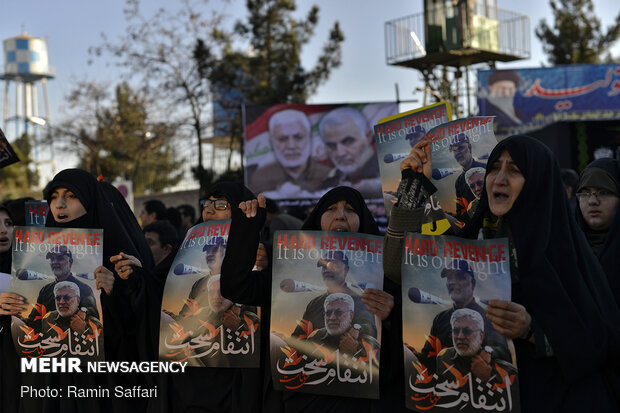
0, 203, 20, 413
385, 135, 620, 412
220, 186, 406, 413
13, 168, 154, 413
575, 158, 620, 305
143, 182, 264, 413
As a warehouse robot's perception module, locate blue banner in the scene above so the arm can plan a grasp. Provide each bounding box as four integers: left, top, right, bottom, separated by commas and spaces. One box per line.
478, 64, 620, 137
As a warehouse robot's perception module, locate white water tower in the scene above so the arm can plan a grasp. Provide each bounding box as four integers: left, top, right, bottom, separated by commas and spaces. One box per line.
1, 32, 55, 138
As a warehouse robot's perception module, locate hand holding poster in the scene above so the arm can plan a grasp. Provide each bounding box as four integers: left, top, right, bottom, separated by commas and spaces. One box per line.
270, 230, 384, 399
9, 227, 104, 361
374, 102, 452, 215
159, 220, 260, 367
401, 233, 519, 412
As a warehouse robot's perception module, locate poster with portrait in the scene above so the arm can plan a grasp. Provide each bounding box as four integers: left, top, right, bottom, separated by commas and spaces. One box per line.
25, 200, 49, 227
158, 220, 260, 368
0, 127, 19, 169
374, 102, 452, 216
401, 233, 519, 412
478, 65, 620, 138
244, 102, 398, 231
9, 226, 104, 361
270, 230, 384, 398
424, 117, 497, 222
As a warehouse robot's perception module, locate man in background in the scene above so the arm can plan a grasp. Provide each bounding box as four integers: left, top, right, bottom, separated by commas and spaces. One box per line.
177, 204, 196, 232
319, 107, 382, 198
139, 199, 167, 228
248, 109, 330, 195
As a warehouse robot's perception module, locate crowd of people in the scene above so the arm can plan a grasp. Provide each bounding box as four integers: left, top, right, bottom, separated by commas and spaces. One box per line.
0, 132, 619, 412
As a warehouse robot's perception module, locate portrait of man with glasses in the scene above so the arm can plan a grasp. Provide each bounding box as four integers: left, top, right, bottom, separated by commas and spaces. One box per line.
435, 308, 517, 384
25, 246, 99, 330
449, 133, 487, 221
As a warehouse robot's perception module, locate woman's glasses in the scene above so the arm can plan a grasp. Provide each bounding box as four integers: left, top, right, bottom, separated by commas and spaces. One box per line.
200, 199, 229, 210
576, 190, 614, 202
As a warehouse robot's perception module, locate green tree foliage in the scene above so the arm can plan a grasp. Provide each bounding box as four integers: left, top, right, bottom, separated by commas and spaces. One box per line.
536, 0, 620, 64
0, 133, 40, 200
193, 0, 344, 191
90, 0, 225, 196
57, 81, 183, 194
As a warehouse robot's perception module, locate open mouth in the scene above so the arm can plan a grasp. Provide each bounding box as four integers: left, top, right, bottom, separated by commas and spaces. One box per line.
492, 191, 509, 201
0, 237, 9, 244
56, 213, 69, 221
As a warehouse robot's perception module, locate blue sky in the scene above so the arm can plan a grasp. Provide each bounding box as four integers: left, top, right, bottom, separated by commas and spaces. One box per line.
1, 0, 618, 182
3, 0, 618, 118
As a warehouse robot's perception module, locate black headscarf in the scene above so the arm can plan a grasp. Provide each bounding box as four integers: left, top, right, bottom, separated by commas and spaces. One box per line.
461, 135, 620, 382
201, 181, 256, 222
40, 169, 150, 412
576, 158, 620, 304
100, 181, 154, 271
44, 169, 149, 272
0, 203, 14, 274
301, 186, 380, 236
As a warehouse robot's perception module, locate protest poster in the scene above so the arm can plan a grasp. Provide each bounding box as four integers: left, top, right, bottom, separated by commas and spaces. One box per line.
244, 102, 397, 200
25, 201, 49, 227
159, 220, 260, 368
0, 127, 19, 169
424, 117, 497, 222
9, 226, 104, 361
401, 233, 519, 412
374, 102, 452, 216
270, 230, 384, 399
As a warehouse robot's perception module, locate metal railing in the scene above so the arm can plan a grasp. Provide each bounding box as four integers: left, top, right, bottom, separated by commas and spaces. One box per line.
385, 4, 530, 65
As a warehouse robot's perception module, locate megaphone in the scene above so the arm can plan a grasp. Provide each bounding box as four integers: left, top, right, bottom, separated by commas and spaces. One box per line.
280, 279, 325, 293
16, 269, 50, 281
173, 263, 207, 276
383, 153, 409, 164
432, 168, 461, 180
408, 287, 450, 305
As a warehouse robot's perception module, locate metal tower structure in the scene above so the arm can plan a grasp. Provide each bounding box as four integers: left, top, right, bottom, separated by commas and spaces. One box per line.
385, 0, 530, 117
0, 32, 56, 177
